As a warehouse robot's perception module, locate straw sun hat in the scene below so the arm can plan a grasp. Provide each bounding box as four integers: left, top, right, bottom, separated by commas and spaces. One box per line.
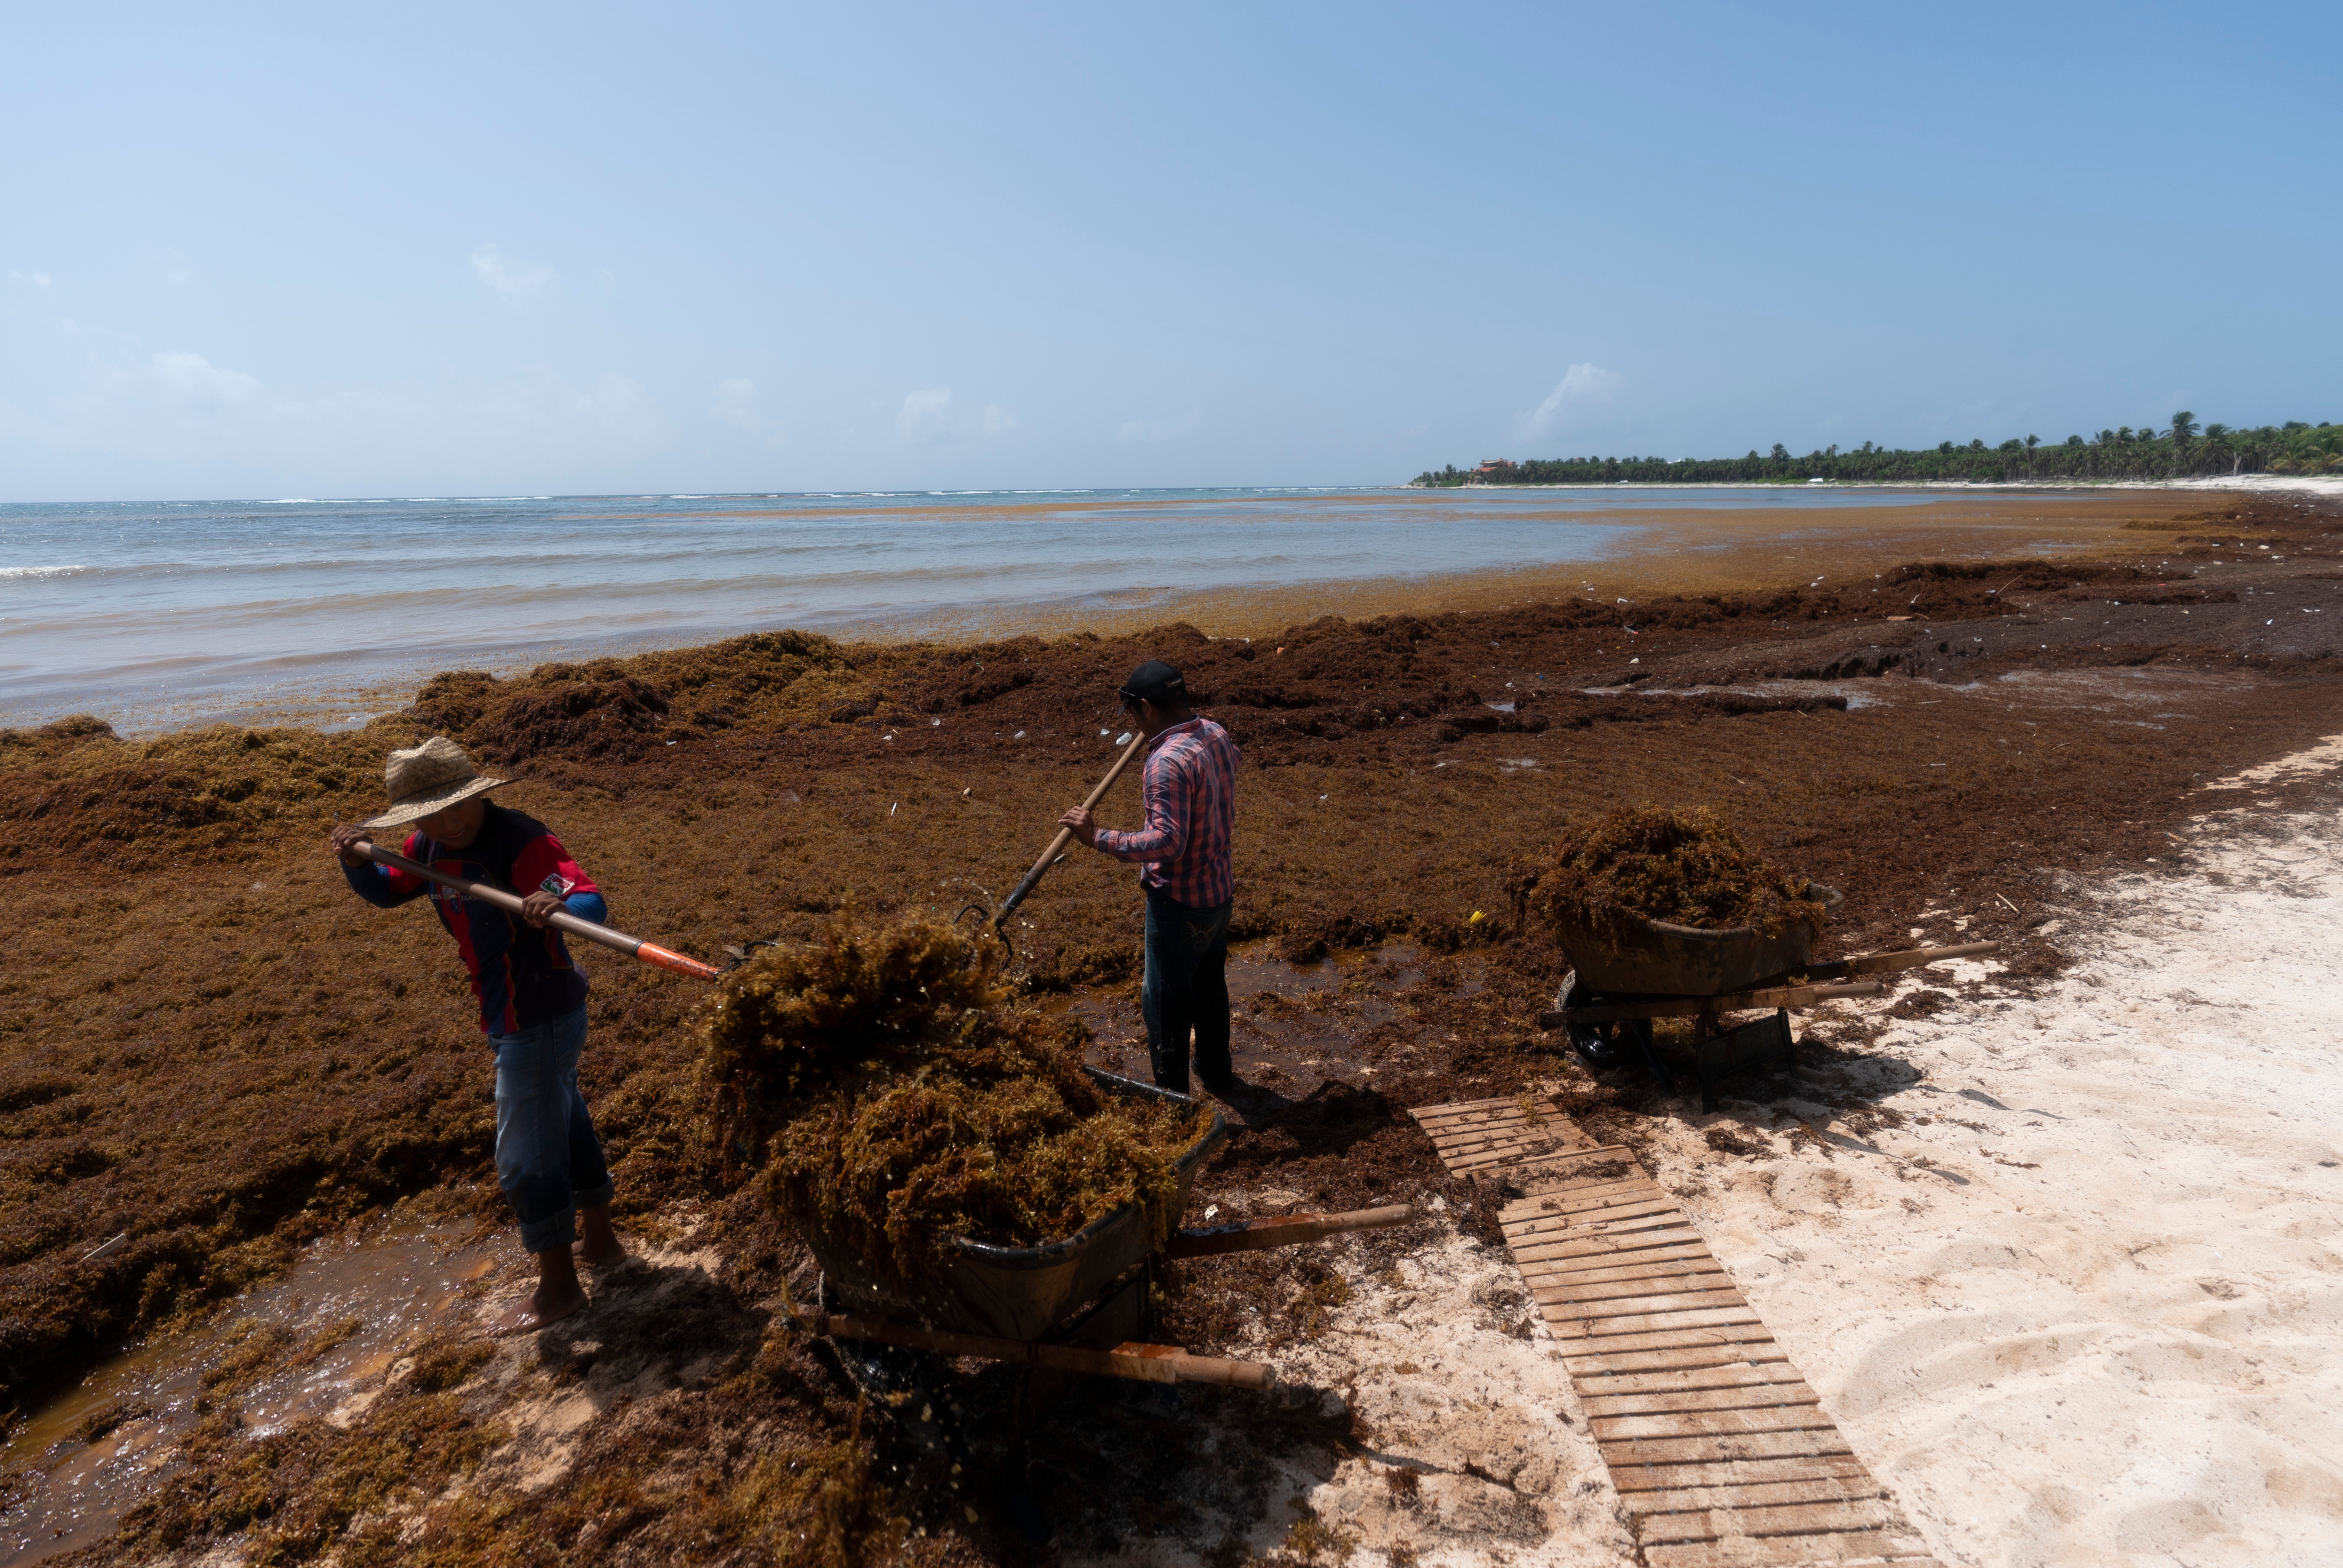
362, 736, 508, 829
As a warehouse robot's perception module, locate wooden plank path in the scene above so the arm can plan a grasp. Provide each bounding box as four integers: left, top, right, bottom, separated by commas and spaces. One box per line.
1410, 1095, 1941, 1568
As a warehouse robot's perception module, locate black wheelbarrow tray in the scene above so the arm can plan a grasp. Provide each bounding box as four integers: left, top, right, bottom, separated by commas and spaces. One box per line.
790, 1067, 1411, 1391
1536, 888, 2003, 1111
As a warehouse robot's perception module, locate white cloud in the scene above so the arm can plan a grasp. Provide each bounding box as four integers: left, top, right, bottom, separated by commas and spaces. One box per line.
896, 386, 1017, 445
710, 377, 758, 425
710, 376, 784, 445
1519, 362, 1624, 439
9, 270, 53, 289
3, 343, 667, 471
1116, 412, 1201, 444
478, 369, 658, 439
470, 244, 551, 300
146, 350, 265, 411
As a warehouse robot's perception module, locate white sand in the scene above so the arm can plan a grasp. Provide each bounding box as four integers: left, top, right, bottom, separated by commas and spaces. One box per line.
1627, 786, 2343, 1564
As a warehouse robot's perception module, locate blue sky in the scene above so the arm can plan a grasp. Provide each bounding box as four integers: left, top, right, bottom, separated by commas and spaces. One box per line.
3, 2, 2336, 499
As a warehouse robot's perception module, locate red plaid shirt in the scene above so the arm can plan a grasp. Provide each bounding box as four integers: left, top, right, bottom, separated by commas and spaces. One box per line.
1095, 717, 1239, 908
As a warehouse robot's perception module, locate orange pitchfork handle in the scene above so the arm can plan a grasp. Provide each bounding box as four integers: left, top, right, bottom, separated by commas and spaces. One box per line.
352, 839, 722, 981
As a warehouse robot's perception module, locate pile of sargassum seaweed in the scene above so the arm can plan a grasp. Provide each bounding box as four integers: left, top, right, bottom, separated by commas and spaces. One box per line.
1514, 804, 1827, 945
702, 919, 1207, 1292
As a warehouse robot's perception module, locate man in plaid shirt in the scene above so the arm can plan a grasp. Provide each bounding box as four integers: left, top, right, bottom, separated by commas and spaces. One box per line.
1061, 659, 1242, 1096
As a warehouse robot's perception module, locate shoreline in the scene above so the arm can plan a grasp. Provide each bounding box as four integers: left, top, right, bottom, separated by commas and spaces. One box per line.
1420, 474, 2343, 495
9, 486, 2231, 738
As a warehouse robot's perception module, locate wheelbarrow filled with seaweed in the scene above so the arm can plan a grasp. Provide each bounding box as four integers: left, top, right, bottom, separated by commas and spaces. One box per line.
703, 919, 1412, 1402
1516, 807, 1999, 1111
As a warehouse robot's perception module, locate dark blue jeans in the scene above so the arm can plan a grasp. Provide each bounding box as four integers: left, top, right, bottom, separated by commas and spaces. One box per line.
489, 1004, 615, 1254
1141, 888, 1233, 1094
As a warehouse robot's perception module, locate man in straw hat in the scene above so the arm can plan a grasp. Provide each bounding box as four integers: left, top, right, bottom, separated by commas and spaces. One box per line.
329, 736, 622, 1334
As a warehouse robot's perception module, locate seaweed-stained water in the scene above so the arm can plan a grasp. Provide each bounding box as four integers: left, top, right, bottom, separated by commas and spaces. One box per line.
1078, 941, 1486, 1105
0, 1223, 497, 1565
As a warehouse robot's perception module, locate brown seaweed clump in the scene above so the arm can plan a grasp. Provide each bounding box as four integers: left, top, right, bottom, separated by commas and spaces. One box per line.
1513, 805, 1826, 945
702, 918, 1207, 1293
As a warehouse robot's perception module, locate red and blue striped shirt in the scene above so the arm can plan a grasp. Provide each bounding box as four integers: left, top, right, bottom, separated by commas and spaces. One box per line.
342, 804, 604, 1035
1095, 717, 1240, 908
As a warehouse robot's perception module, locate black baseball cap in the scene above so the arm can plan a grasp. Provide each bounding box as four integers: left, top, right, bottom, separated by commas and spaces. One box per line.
1118, 659, 1186, 707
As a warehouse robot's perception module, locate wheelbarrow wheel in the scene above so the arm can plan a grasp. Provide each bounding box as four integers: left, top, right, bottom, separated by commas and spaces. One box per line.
1556, 971, 1655, 1070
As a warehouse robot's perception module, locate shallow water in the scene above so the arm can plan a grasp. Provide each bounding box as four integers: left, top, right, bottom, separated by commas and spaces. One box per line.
0, 486, 1948, 732
0, 1222, 497, 1566
1077, 940, 1463, 1102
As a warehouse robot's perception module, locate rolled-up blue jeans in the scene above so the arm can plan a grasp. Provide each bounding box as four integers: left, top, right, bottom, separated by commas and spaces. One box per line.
1140, 887, 1233, 1094
489, 1004, 615, 1254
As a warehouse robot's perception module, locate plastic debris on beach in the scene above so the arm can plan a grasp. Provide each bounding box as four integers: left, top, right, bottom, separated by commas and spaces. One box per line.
1512, 804, 1827, 946
700, 917, 1207, 1291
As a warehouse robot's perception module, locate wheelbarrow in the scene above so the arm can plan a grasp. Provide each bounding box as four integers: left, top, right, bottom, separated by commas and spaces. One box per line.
789, 1068, 1410, 1460
1532, 886, 2000, 1111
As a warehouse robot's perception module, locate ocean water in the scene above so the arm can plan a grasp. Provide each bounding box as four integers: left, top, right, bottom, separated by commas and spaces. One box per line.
0, 486, 1941, 732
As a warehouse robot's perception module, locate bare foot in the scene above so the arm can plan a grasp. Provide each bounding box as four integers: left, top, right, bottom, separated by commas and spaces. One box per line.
575, 1205, 624, 1267
488, 1279, 587, 1336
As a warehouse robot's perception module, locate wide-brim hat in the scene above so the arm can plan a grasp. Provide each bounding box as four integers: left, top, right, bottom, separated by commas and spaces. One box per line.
362, 735, 507, 829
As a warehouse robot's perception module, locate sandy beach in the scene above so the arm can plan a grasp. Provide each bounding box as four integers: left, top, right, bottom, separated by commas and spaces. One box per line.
3, 486, 2340, 1567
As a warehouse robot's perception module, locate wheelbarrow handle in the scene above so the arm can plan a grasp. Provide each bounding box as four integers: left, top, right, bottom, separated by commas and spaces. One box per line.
1165, 1205, 1414, 1258
789, 1307, 1274, 1390
994, 729, 1148, 927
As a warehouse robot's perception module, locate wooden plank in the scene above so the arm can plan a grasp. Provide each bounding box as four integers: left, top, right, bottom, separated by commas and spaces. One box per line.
1550, 1288, 1752, 1325
1635, 1498, 1904, 1545
1503, 1179, 1667, 1219
1425, 1119, 1574, 1148
1548, 1303, 1763, 1339
1438, 1146, 1583, 1173
1507, 1173, 1653, 1206
1509, 1190, 1677, 1228
1560, 1330, 1784, 1372
1533, 1268, 1734, 1305
1522, 1244, 1720, 1283
1406, 1094, 1531, 1119
1642, 1531, 1934, 1568
1593, 1404, 1842, 1442
1617, 1477, 1886, 1516
1523, 1251, 1726, 1285
1604, 1454, 1874, 1494
1514, 1191, 1680, 1224
1516, 1223, 1706, 1262
1557, 1281, 1746, 1311
1573, 1362, 1814, 1399
1598, 1428, 1857, 1468
1580, 1381, 1821, 1420
1494, 1141, 1637, 1164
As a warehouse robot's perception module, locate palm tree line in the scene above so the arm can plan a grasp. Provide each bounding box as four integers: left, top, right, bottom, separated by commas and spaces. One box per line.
1413, 413, 2342, 487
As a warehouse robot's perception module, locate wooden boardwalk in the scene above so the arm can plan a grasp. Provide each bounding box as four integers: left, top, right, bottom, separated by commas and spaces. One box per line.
1409, 1095, 1941, 1568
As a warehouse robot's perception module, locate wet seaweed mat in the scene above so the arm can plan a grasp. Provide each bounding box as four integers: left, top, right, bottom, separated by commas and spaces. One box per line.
1409, 1097, 1945, 1568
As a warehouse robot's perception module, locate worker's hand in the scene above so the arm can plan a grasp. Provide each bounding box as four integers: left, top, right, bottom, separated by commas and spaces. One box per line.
1058, 805, 1098, 847
520, 890, 566, 928
329, 825, 374, 868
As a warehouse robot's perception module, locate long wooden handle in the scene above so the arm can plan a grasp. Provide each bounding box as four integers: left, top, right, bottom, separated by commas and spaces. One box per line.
1560, 980, 1885, 1025
1836, 940, 2001, 977
352, 840, 721, 981
788, 1307, 1274, 1390
1166, 1205, 1413, 1259
995, 729, 1149, 924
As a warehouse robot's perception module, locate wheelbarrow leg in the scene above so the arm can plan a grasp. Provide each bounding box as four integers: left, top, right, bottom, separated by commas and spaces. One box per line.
1693, 1011, 1720, 1114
